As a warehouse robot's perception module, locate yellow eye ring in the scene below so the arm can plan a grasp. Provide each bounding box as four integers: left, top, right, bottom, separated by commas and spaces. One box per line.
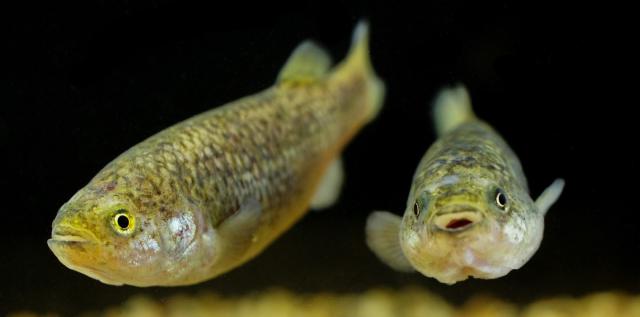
112, 210, 135, 234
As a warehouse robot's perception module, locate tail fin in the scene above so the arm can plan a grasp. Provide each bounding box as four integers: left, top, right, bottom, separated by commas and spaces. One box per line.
433, 85, 476, 136
333, 21, 386, 121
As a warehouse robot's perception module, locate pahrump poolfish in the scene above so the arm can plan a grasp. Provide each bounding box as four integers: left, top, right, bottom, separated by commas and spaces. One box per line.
48, 22, 384, 287
366, 86, 563, 284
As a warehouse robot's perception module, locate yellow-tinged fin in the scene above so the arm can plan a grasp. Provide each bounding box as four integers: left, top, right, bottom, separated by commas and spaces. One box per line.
218, 197, 262, 260
333, 20, 386, 122
365, 211, 414, 272
536, 178, 565, 215
433, 84, 476, 136
310, 157, 344, 210
277, 41, 332, 83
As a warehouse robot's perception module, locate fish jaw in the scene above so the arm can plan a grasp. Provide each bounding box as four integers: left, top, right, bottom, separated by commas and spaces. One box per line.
426, 245, 514, 285
47, 226, 126, 286
48, 226, 156, 287
402, 216, 530, 284
48, 241, 123, 286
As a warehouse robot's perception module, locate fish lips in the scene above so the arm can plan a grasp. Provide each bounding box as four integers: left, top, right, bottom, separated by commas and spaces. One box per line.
47, 226, 126, 286
429, 217, 516, 283
47, 225, 98, 250
430, 205, 484, 232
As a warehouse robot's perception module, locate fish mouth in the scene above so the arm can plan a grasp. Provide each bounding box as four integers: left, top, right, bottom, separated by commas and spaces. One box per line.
432, 206, 483, 232
48, 225, 97, 246
47, 231, 125, 286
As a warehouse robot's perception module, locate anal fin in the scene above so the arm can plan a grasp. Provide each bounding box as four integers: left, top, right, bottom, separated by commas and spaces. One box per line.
365, 211, 414, 272
310, 157, 344, 210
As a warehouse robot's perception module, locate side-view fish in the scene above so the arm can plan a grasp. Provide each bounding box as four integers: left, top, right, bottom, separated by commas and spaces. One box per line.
48, 22, 384, 287
366, 85, 563, 284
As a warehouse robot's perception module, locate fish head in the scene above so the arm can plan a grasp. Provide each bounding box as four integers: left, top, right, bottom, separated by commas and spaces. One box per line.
399, 173, 542, 284
48, 176, 217, 286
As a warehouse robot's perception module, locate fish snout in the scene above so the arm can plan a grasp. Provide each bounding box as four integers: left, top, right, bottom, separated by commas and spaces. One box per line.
49, 225, 98, 244
432, 210, 483, 232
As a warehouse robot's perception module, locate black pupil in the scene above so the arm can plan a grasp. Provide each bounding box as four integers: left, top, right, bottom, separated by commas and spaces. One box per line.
117, 215, 129, 229
497, 192, 507, 206
414, 202, 420, 216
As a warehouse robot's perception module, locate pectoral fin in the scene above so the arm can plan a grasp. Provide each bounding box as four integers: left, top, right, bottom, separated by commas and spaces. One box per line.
365, 211, 414, 272
218, 197, 262, 260
310, 157, 344, 210
536, 178, 565, 215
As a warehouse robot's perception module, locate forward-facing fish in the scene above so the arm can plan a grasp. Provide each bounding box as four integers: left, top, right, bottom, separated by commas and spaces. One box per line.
366, 85, 563, 284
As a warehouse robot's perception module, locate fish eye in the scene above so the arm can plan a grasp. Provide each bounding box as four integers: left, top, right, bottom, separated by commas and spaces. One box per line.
116, 214, 129, 229
413, 194, 429, 217
495, 189, 508, 209
112, 210, 135, 234
413, 201, 421, 217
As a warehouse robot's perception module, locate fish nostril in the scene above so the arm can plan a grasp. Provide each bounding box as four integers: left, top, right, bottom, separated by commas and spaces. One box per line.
446, 218, 473, 229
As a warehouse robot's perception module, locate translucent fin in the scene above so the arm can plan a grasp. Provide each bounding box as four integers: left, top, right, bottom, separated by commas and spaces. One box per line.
433, 84, 476, 136
218, 197, 262, 260
310, 157, 344, 210
536, 178, 565, 215
365, 211, 414, 272
277, 41, 332, 83
333, 20, 386, 122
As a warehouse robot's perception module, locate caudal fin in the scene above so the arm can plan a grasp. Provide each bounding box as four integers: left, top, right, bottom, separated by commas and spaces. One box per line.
333, 21, 386, 122
433, 84, 476, 136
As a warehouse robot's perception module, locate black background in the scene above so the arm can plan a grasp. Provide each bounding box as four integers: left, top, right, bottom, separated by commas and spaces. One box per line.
3, 1, 637, 315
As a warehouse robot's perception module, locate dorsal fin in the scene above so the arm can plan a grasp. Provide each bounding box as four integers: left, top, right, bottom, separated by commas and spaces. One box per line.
433, 85, 476, 136
277, 41, 332, 83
